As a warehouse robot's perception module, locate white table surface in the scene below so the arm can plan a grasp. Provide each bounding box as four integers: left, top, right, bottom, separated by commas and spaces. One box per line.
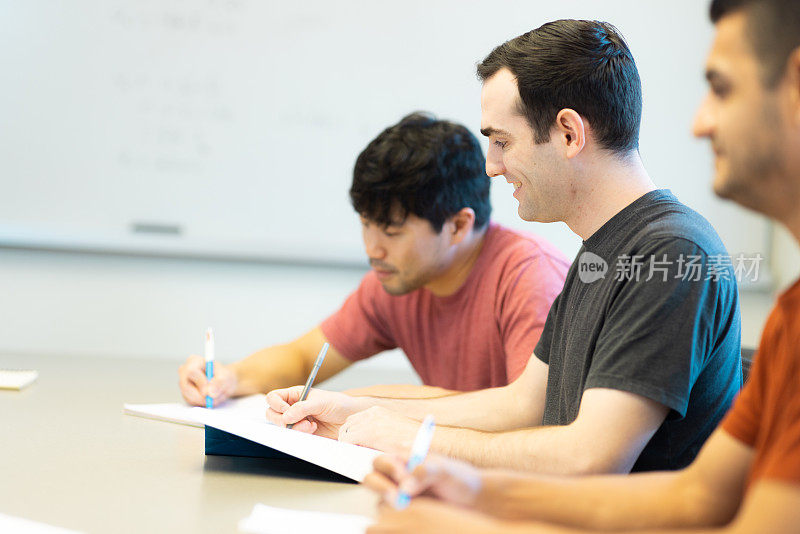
0, 354, 391, 534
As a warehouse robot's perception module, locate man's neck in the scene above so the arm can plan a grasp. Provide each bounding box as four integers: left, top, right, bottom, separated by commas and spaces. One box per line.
425, 226, 489, 297
564, 153, 657, 241
771, 169, 800, 245
781, 205, 800, 246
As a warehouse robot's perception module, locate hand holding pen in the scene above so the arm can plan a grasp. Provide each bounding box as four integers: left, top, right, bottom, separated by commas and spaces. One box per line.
395, 415, 436, 508
286, 342, 329, 429
363, 443, 485, 510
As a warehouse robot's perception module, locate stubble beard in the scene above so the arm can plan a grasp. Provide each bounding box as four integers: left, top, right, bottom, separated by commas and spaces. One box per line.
380, 271, 425, 296
714, 125, 783, 216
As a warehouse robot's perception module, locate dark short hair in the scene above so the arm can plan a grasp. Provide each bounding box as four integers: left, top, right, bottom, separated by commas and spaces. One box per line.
477, 19, 642, 153
350, 112, 491, 233
710, 0, 800, 87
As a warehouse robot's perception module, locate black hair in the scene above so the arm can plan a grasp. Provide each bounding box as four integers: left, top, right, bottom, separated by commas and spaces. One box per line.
350, 112, 490, 233
477, 19, 642, 153
710, 0, 800, 87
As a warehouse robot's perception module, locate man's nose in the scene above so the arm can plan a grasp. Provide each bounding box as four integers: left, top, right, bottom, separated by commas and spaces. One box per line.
692, 94, 715, 139
363, 230, 386, 260
486, 144, 507, 177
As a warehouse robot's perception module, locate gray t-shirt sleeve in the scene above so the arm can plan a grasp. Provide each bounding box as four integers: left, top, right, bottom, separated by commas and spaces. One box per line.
534, 289, 563, 365
585, 238, 729, 418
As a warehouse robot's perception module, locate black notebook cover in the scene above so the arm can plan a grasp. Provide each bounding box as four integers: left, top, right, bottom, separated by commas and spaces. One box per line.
203, 425, 354, 483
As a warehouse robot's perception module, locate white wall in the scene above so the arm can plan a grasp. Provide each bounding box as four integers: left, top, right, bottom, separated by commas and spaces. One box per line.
0, 247, 421, 378
0, 243, 793, 373
0, 0, 772, 272
2, 1, 798, 368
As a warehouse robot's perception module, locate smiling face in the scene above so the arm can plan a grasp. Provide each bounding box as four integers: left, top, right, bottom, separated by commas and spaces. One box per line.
360, 213, 451, 296
693, 11, 790, 214
480, 68, 570, 223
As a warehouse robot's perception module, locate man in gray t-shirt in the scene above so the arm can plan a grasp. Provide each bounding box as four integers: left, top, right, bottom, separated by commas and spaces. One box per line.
537, 189, 741, 471
261, 20, 743, 476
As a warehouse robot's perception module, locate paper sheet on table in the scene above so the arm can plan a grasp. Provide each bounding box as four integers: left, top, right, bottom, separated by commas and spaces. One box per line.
0, 369, 38, 390
192, 406, 382, 482
238, 503, 372, 534
0, 513, 83, 533
123, 394, 268, 427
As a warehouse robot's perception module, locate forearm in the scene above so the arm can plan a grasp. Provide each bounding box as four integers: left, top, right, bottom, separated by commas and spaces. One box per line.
446, 425, 625, 473
344, 384, 457, 399
476, 467, 727, 531
412, 424, 598, 472
368, 384, 538, 431
496, 522, 734, 534
230, 344, 308, 396
460, 429, 755, 533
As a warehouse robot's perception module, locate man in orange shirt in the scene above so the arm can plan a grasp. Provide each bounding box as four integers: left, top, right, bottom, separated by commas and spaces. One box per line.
363, 1, 800, 532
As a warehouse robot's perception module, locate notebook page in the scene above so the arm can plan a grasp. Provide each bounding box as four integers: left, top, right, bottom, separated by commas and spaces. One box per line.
239, 503, 372, 534
0, 513, 82, 534
123, 394, 268, 427
0, 369, 38, 390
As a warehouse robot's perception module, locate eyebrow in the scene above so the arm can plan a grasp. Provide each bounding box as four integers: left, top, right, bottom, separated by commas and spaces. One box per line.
479, 126, 512, 138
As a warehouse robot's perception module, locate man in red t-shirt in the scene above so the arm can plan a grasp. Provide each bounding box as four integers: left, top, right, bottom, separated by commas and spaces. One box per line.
177, 112, 569, 406
360, 1, 800, 532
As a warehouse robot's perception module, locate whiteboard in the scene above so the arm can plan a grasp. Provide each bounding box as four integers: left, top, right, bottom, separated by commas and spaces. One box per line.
0, 0, 771, 269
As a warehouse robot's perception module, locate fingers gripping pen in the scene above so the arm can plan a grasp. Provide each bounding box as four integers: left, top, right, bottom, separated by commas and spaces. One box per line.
396, 415, 436, 509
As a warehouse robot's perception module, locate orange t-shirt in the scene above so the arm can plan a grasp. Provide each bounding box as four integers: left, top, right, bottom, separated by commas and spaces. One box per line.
721, 277, 800, 489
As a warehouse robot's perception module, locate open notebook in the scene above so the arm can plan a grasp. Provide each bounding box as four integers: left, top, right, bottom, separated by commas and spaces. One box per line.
123, 394, 268, 427
123, 395, 381, 482
192, 407, 382, 482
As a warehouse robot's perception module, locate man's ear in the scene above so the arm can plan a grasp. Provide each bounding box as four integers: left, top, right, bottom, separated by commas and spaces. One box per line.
447, 208, 476, 245
555, 108, 587, 158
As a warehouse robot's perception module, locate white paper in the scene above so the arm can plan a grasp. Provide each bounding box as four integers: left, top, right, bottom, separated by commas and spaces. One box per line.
123, 394, 268, 427
192, 407, 382, 482
0, 369, 38, 390
0, 513, 83, 534
238, 503, 372, 534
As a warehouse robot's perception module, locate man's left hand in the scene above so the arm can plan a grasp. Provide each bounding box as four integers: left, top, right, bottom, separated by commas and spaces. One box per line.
338, 406, 420, 452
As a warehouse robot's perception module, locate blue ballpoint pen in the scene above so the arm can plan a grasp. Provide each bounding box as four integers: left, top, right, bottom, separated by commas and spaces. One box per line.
396, 415, 436, 509
205, 328, 214, 409
287, 342, 329, 429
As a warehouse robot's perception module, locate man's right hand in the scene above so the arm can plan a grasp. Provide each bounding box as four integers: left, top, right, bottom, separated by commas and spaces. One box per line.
178, 354, 238, 407
364, 454, 484, 510
266, 386, 370, 440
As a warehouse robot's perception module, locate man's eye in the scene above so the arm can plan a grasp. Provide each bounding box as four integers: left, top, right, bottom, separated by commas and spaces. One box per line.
383, 231, 399, 237
493, 140, 507, 149
710, 83, 730, 98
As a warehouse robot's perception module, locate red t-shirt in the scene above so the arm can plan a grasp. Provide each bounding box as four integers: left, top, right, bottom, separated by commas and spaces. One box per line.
320, 222, 570, 391
721, 276, 800, 490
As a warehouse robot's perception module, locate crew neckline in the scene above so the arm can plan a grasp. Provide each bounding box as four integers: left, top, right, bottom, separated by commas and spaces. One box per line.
582, 189, 673, 252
